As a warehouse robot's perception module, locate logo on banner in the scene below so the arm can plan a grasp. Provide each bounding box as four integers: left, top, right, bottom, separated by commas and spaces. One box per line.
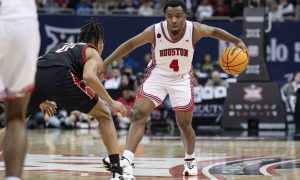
248, 45, 259, 57
243, 84, 263, 102
45, 25, 81, 53
246, 28, 261, 38
245, 65, 260, 74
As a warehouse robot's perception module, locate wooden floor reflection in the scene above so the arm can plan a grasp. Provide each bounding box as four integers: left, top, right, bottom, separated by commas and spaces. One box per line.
0, 129, 300, 180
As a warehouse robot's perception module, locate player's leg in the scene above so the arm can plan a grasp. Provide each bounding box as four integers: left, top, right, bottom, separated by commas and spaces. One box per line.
87, 101, 123, 172
168, 73, 197, 176
51, 69, 125, 178
125, 98, 154, 152
4, 95, 31, 178
123, 72, 166, 161
102, 73, 166, 177
175, 111, 195, 156
0, 17, 40, 179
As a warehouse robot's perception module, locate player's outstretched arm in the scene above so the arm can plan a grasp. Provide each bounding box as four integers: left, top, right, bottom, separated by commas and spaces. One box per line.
83, 48, 127, 116
100, 26, 154, 77
193, 22, 248, 54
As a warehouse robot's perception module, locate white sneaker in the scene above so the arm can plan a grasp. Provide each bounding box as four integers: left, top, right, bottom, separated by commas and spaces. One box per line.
183, 158, 198, 176
102, 157, 135, 180
120, 157, 134, 178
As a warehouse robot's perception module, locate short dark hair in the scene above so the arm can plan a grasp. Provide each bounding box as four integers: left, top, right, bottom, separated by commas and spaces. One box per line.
163, 0, 186, 14
78, 19, 104, 45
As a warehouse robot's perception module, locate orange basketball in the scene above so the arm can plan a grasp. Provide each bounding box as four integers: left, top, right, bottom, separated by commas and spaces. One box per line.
220, 46, 249, 75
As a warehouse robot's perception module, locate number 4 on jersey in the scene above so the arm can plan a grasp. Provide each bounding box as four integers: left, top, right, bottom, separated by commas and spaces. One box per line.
169, 59, 179, 72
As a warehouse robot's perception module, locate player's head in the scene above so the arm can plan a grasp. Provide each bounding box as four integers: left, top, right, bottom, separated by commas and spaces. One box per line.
294, 72, 300, 84
163, 0, 187, 36
78, 19, 104, 55
211, 70, 221, 85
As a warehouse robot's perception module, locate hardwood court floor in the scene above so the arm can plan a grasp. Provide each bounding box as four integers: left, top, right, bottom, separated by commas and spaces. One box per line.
0, 129, 300, 180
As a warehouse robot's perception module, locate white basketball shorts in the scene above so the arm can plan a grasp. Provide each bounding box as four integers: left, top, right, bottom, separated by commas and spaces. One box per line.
0, 18, 40, 99
137, 68, 194, 112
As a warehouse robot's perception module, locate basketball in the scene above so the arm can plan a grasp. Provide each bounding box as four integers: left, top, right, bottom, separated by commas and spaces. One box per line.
220, 46, 249, 75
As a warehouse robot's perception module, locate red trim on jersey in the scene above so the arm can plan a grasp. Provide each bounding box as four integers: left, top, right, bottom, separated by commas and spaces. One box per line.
192, 22, 195, 49
70, 70, 95, 99
172, 69, 194, 112
160, 21, 186, 43
0, 84, 35, 99
137, 86, 163, 105
80, 44, 98, 65
80, 44, 88, 65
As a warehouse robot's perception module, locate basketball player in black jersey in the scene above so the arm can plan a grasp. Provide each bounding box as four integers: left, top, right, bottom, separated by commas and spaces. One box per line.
0, 20, 129, 179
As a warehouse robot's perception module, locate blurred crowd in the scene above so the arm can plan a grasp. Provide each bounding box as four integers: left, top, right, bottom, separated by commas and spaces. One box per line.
35, 0, 300, 21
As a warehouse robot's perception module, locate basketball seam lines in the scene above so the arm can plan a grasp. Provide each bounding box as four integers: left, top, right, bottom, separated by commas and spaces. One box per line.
225, 68, 242, 73
227, 49, 243, 64
226, 47, 234, 75
224, 59, 248, 68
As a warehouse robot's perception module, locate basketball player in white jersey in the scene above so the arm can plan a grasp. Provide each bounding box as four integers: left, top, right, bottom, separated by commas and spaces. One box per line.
0, 0, 40, 179
102, 0, 248, 178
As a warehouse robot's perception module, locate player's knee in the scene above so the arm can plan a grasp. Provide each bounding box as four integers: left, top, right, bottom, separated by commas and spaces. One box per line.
93, 108, 112, 122
132, 106, 148, 123
6, 112, 26, 123
177, 121, 191, 131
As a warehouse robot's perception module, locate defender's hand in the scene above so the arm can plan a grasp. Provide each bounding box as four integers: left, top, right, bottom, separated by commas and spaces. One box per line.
39, 101, 57, 116
110, 100, 127, 117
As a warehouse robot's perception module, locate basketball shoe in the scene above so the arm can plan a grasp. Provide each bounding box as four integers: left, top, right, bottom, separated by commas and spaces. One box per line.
183, 158, 198, 176
103, 157, 135, 180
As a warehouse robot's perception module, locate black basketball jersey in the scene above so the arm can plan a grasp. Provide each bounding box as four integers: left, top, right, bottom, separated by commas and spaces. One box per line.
38, 42, 96, 79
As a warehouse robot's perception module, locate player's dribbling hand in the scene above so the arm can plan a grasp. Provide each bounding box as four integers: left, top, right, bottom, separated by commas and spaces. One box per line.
236, 40, 249, 58
39, 100, 57, 117
110, 100, 127, 117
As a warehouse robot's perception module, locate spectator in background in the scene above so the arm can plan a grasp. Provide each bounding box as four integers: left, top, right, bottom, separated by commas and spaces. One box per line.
270, 1, 283, 21
108, 0, 121, 11
104, 68, 122, 89
295, 0, 300, 20
68, 0, 80, 10
281, 72, 300, 106
58, 0, 68, 8
43, 0, 60, 12
112, 88, 136, 129
201, 53, 218, 76
36, 0, 44, 8
138, 0, 154, 16
76, 0, 93, 14
125, 0, 141, 13
230, 0, 244, 17
93, 0, 107, 13
205, 70, 229, 88
278, 0, 295, 17
213, 0, 230, 16
123, 55, 137, 69
119, 74, 135, 91
195, 0, 213, 21
134, 72, 145, 92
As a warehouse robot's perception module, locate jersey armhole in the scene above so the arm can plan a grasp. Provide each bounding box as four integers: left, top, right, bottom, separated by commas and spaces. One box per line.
152, 25, 156, 49
192, 22, 195, 49
81, 44, 98, 65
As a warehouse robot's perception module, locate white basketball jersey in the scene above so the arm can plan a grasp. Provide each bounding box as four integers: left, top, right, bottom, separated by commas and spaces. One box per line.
0, 0, 37, 20
150, 20, 194, 76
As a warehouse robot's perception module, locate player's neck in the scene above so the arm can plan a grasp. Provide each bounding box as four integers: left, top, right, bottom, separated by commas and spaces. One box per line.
167, 24, 186, 41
